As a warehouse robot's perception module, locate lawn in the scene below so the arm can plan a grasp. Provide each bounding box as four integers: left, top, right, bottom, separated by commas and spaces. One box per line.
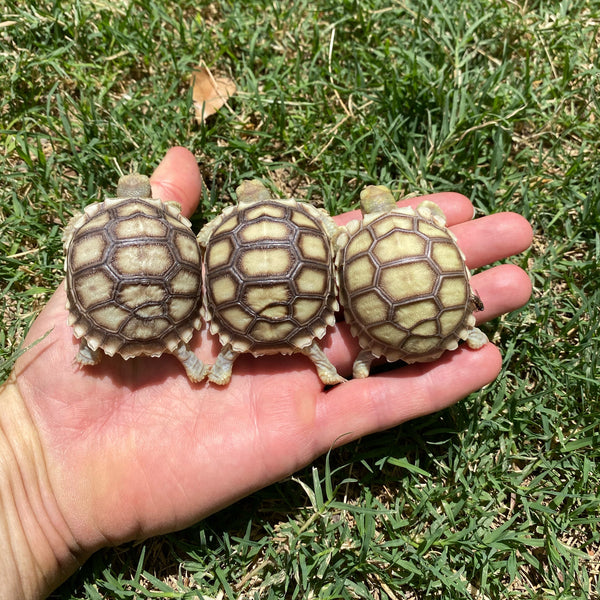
1, 0, 599, 598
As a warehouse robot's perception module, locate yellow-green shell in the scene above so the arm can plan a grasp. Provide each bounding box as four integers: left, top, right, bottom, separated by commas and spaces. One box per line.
202, 198, 338, 354
337, 204, 477, 363
64, 196, 203, 359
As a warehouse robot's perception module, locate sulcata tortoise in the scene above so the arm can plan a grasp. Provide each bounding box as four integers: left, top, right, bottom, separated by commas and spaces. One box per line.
198, 179, 344, 386
336, 184, 488, 378
63, 174, 207, 382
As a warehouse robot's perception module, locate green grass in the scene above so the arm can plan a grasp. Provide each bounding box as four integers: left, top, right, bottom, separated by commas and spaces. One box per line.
2, 0, 599, 598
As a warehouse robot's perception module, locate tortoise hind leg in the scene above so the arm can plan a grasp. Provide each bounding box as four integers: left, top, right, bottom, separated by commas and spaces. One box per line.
301, 341, 346, 386
352, 349, 376, 379
173, 342, 209, 383
76, 338, 102, 366
208, 343, 240, 385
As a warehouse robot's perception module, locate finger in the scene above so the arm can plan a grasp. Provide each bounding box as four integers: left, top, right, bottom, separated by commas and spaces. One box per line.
452, 212, 533, 269
334, 192, 475, 228
150, 147, 203, 218
471, 264, 532, 322
314, 342, 502, 449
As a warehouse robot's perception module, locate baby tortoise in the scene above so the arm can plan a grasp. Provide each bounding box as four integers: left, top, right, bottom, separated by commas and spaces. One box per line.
198, 180, 344, 386
336, 185, 487, 378
63, 174, 207, 382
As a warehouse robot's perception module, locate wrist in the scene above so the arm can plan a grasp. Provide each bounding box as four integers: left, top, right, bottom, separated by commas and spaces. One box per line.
0, 377, 85, 600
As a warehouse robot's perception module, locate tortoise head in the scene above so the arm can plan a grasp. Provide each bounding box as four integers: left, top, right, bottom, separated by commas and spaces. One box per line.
235, 179, 273, 205
359, 185, 397, 214
116, 173, 152, 199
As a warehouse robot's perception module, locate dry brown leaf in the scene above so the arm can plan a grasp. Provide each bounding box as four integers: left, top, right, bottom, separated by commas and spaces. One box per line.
191, 66, 236, 123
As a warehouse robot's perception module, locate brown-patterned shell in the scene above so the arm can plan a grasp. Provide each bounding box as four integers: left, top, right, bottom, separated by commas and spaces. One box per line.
337, 201, 477, 364
64, 196, 203, 359
202, 198, 337, 354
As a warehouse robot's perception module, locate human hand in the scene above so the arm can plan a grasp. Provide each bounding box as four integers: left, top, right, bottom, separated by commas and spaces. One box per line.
0, 147, 533, 599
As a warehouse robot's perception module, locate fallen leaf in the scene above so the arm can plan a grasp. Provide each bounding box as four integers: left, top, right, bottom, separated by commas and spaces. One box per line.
191, 66, 236, 123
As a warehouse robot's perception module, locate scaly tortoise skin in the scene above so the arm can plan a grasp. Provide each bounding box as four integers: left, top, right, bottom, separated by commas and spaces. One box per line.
63, 174, 208, 382
336, 185, 488, 378
198, 180, 344, 386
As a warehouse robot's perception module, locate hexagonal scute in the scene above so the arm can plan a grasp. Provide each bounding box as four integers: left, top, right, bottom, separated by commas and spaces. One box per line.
295, 265, 328, 295
379, 261, 438, 301
297, 232, 328, 262
88, 304, 130, 333
291, 209, 320, 230
410, 319, 439, 337
430, 241, 464, 272
343, 255, 377, 292
244, 203, 286, 221
393, 299, 440, 330
121, 316, 170, 340
439, 307, 468, 336
239, 220, 291, 243
167, 297, 199, 323
239, 247, 294, 278
293, 298, 324, 324
114, 199, 157, 218
172, 231, 201, 264
438, 276, 468, 307
218, 305, 254, 334
351, 290, 390, 325
251, 320, 296, 343
112, 243, 174, 277
243, 283, 291, 319
370, 214, 414, 238
114, 215, 167, 239
72, 269, 116, 309
210, 274, 240, 305
118, 283, 167, 310
206, 238, 234, 270
369, 323, 408, 347
77, 210, 110, 236
417, 220, 448, 239
401, 335, 440, 355
70, 233, 108, 270
169, 268, 202, 295
345, 228, 374, 257
373, 231, 427, 265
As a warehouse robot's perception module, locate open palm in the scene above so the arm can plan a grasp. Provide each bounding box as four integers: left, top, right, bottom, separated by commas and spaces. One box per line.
11, 147, 533, 571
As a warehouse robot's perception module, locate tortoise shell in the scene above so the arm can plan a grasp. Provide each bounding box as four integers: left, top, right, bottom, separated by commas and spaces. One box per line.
63, 175, 206, 380
336, 186, 486, 377
198, 180, 344, 385
203, 198, 336, 352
